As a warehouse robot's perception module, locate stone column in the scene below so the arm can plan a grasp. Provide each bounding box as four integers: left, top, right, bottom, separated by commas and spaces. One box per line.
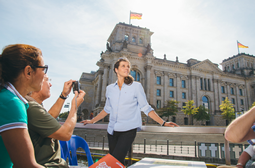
145, 65, 152, 101
176, 74, 181, 107
95, 71, 103, 105
218, 80, 222, 108
235, 84, 240, 111
195, 76, 200, 107
226, 83, 230, 100
163, 71, 168, 106
213, 79, 219, 111
101, 64, 110, 102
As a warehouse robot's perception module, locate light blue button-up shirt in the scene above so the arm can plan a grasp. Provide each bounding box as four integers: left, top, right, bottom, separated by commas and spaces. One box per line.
104, 81, 154, 135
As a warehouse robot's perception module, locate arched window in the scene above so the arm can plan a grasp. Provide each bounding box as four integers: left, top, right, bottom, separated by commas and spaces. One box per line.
130, 70, 140, 81
202, 96, 209, 111
124, 35, 129, 41
139, 38, 143, 44
132, 36, 136, 43
232, 64, 234, 70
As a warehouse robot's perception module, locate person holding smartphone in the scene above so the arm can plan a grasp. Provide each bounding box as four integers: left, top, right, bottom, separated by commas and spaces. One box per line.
25, 76, 85, 167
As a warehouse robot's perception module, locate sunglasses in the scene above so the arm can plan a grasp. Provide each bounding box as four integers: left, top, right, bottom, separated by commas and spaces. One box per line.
32, 65, 48, 74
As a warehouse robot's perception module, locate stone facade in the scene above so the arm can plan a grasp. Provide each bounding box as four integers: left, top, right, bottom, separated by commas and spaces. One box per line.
79, 22, 255, 126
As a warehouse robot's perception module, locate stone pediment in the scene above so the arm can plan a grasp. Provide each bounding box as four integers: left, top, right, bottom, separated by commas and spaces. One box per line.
191, 59, 222, 74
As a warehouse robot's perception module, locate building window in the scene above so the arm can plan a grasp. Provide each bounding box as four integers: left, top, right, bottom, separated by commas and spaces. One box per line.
170, 91, 174, 98
231, 87, 234, 95
132, 36, 136, 43
241, 99, 244, 105
157, 100, 161, 109
130, 70, 140, 81
222, 97, 225, 101
139, 38, 143, 44
182, 80, 186, 88
232, 98, 235, 104
169, 78, 174, 86
156, 89, 161, 96
156, 76, 161, 85
221, 86, 225, 93
204, 78, 207, 90
172, 116, 176, 123
208, 79, 210, 91
182, 102, 186, 109
182, 92, 186, 99
232, 64, 235, 70
184, 117, 188, 125
200, 78, 203, 90
237, 62, 239, 68
239, 89, 243, 96
202, 96, 209, 110
228, 66, 230, 71
124, 35, 129, 41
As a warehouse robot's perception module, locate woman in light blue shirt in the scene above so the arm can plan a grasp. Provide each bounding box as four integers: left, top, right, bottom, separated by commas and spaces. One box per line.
81, 57, 179, 164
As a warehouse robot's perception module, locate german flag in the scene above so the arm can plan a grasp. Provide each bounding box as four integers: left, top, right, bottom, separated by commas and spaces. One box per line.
130, 12, 142, 20
237, 41, 248, 48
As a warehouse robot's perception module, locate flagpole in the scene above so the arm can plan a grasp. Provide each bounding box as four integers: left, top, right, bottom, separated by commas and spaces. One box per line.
129, 11, 131, 24
237, 41, 240, 54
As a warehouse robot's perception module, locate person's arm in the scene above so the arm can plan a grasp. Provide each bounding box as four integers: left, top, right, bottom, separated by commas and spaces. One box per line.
148, 110, 179, 127
80, 110, 108, 125
236, 151, 251, 168
48, 79, 75, 118
2, 129, 43, 168
225, 106, 255, 143
48, 90, 85, 141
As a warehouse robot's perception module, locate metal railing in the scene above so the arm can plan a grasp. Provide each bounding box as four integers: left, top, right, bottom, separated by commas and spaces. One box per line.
73, 123, 231, 165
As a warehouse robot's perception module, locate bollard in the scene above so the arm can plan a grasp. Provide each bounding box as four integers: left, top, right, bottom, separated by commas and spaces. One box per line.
155, 140, 157, 152
144, 138, 146, 154
102, 136, 105, 150
181, 141, 182, 153
195, 141, 197, 157
167, 139, 169, 155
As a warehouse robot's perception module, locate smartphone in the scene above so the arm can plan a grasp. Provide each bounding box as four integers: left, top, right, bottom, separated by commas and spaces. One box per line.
72, 81, 80, 93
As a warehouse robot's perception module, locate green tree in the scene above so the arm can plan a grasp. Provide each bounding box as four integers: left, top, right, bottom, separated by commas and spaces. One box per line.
182, 100, 198, 125
249, 102, 255, 110
193, 105, 210, 125
219, 97, 235, 124
157, 99, 179, 121
59, 111, 69, 119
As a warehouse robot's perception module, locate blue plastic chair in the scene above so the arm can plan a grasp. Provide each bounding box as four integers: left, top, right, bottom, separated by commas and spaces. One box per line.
60, 135, 94, 166
59, 140, 71, 162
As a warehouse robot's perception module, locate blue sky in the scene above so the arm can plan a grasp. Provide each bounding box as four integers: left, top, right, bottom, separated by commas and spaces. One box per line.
1, 0, 254, 112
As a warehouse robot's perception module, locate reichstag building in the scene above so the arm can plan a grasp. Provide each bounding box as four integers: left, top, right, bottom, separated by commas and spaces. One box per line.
78, 22, 255, 126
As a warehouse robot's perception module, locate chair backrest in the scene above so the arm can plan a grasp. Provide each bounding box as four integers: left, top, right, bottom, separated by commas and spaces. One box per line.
60, 135, 94, 166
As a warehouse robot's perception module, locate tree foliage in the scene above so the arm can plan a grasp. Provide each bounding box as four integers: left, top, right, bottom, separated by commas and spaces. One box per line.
59, 111, 69, 119
250, 102, 255, 110
182, 100, 198, 125
182, 100, 198, 115
157, 100, 179, 119
193, 105, 210, 125
219, 97, 235, 123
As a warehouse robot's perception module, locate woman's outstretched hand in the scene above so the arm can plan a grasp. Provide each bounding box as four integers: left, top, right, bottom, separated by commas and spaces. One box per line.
164, 122, 179, 127
80, 120, 93, 125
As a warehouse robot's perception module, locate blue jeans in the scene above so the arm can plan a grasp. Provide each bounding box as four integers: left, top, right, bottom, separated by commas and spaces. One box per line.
107, 128, 137, 165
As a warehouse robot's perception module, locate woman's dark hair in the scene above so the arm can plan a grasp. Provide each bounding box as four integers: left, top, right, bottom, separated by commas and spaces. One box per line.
0, 44, 42, 88
113, 57, 134, 85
